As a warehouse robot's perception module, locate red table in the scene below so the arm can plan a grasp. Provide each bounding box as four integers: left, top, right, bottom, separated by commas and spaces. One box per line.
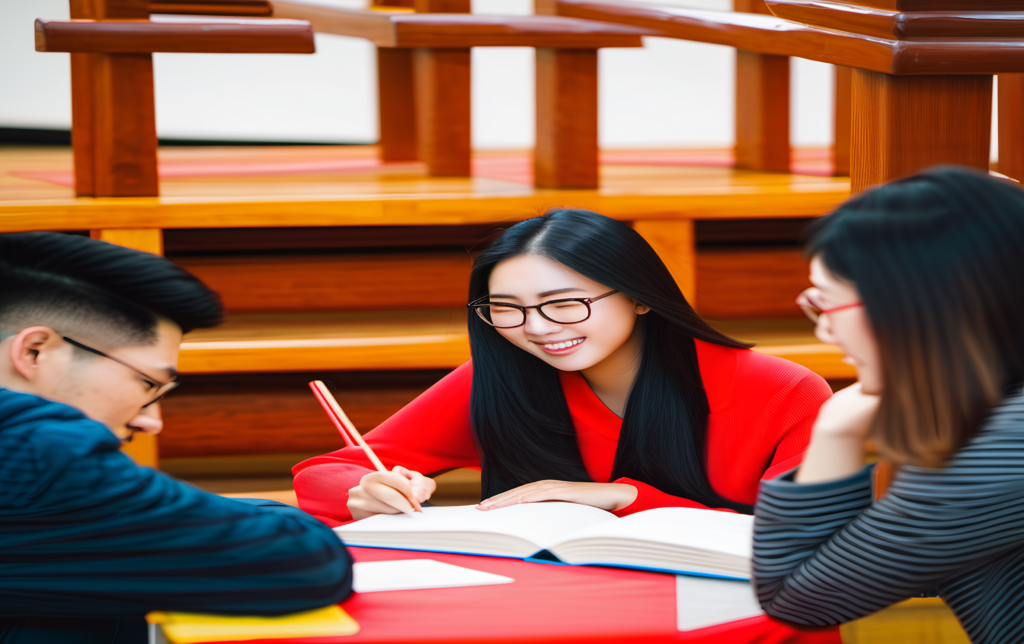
241, 547, 842, 644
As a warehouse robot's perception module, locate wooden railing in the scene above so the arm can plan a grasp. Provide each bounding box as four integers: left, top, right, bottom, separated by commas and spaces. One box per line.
546, 0, 1024, 191
37, 0, 315, 198
268, 0, 650, 187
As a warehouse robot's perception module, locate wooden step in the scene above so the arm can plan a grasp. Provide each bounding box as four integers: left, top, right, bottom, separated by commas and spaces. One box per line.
172, 246, 811, 318
0, 146, 850, 228
179, 312, 852, 378
163, 319, 850, 468
709, 319, 855, 380
180, 309, 471, 373
173, 253, 472, 313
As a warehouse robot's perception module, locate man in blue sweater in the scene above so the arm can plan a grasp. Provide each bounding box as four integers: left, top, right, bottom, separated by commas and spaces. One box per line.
0, 233, 353, 643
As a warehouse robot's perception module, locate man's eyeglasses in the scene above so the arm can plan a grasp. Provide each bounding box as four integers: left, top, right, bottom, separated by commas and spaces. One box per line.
468, 290, 619, 329
796, 288, 863, 323
63, 336, 178, 408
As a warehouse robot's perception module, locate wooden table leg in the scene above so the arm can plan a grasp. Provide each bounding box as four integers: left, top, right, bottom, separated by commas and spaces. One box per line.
414, 48, 471, 176
833, 65, 852, 177
630, 220, 696, 304
735, 50, 791, 173
535, 48, 599, 189
851, 70, 993, 193
89, 228, 165, 469
378, 48, 418, 162
998, 74, 1024, 182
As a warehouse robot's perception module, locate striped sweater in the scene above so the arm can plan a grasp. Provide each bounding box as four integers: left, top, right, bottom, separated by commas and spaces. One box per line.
753, 389, 1024, 644
0, 388, 352, 622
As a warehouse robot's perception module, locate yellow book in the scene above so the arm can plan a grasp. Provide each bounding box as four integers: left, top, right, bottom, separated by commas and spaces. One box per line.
146, 606, 359, 643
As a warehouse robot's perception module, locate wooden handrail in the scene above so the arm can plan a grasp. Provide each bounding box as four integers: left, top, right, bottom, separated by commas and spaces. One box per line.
766, 2, 1024, 40
149, 0, 273, 16
549, 0, 1024, 75
35, 16, 315, 53
268, 2, 650, 49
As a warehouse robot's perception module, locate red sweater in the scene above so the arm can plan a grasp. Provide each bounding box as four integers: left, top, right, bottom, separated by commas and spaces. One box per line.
293, 340, 832, 526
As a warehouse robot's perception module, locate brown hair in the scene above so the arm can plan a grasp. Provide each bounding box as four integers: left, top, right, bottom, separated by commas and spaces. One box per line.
807, 167, 1024, 468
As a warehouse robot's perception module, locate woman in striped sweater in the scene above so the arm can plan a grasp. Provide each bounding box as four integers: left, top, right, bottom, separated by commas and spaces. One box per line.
752, 166, 1024, 644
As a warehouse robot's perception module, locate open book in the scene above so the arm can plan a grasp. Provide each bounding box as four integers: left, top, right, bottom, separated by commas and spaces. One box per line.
334, 503, 753, 580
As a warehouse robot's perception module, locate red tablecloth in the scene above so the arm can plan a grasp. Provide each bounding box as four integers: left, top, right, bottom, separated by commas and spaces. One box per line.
232, 547, 841, 644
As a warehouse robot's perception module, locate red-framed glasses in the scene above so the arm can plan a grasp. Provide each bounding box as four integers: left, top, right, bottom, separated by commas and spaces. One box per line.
796, 288, 862, 323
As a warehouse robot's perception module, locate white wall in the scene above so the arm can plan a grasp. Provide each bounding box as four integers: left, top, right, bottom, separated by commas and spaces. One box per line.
2, 0, 838, 148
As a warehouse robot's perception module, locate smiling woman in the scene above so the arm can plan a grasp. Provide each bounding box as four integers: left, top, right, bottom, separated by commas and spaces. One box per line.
293, 209, 834, 524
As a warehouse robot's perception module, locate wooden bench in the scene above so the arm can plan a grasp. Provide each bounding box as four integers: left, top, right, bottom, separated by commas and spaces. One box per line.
546, 0, 1024, 191
267, 0, 650, 187
34, 0, 315, 198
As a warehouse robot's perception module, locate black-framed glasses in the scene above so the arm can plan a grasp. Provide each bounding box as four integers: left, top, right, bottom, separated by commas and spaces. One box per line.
63, 336, 179, 408
468, 290, 619, 329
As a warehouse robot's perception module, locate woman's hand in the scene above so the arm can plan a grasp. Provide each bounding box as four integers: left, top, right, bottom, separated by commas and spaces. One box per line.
347, 466, 437, 520
796, 383, 881, 484
478, 481, 638, 512
812, 382, 881, 439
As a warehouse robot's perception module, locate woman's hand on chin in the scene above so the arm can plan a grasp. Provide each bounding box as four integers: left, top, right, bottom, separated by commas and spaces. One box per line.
795, 382, 880, 484
477, 481, 638, 512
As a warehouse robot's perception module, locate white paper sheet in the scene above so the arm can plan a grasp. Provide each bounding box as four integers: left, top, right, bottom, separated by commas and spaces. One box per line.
352, 559, 515, 593
676, 575, 765, 631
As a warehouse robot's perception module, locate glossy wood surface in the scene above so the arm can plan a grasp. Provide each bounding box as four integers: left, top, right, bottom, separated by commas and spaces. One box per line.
166, 318, 849, 461
377, 48, 419, 163
845, 0, 1021, 11
73, 0, 149, 19
0, 146, 851, 229
70, 53, 99, 196
160, 371, 445, 458
733, 0, 773, 15
696, 248, 809, 319
150, 0, 273, 16
535, 48, 599, 189
35, 17, 316, 54
175, 246, 809, 318
766, 1, 1024, 39
872, 458, 894, 501
415, 48, 471, 176
175, 310, 850, 375
413, 0, 470, 11
174, 253, 472, 312
633, 220, 696, 303
850, 70, 992, 192
67, 0, 156, 197
269, 3, 648, 49
735, 50, 790, 173
179, 309, 471, 373
91, 228, 165, 468
734, 0, 790, 175
998, 74, 1024, 183
372, 0, 416, 8
833, 65, 852, 177
91, 53, 160, 197
550, 0, 1024, 75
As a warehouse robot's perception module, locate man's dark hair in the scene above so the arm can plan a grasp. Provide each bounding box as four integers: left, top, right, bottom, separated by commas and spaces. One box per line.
0, 232, 222, 346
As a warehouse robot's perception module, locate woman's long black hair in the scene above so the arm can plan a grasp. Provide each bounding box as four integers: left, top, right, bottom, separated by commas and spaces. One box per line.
468, 209, 754, 513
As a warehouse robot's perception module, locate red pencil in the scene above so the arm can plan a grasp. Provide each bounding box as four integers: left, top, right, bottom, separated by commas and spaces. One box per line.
309, 380, 386, 471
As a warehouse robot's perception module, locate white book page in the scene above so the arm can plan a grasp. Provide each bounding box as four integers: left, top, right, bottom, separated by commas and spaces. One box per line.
555, 507, 754, 558
353, 559, 514, 593
676, 575, 764, 631
335, 503, 617, 551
